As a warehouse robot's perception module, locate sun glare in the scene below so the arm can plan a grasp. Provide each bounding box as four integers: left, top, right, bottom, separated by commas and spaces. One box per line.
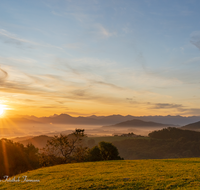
0, 105, 5, 116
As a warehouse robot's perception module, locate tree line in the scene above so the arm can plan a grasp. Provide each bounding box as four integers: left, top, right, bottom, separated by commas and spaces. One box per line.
0, 129, 122, 178
148, 127, 200, 141
113, 127, 200, 160
0, 139, 39, 178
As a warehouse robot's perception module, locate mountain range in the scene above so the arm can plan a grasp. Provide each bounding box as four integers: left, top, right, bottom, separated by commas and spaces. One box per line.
17, 114, 200, 126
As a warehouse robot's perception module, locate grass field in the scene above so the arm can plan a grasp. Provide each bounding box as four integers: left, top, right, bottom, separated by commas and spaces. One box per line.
1, 158, 200, 189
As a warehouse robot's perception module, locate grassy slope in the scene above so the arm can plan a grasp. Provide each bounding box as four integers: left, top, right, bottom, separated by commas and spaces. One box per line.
1, 159, 200, 190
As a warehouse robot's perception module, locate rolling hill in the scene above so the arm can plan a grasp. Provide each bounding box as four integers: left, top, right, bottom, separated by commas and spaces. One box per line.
1, 159, 200, 189
18, 135, 53, 149
181, 121, 200, 131
103, 119, 172, 128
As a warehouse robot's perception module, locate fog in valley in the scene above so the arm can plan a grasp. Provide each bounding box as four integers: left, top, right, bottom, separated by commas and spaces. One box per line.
3, 114, 194, 139
0, 122, 173, 139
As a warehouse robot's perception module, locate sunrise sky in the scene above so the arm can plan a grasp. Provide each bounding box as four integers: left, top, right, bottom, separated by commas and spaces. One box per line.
1, 0, 200, 117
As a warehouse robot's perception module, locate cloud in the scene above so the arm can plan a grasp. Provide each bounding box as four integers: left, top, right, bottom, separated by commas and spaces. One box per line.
24, 99, 36, 102
94, 24, 116, 38
0, 67, 61, 96
0, 63, 123, 106
52, 57, 178, 104
0, 56, 38, 69
150, 103, 184, 109
0, 29, 63, 50
126, 98, 133, 101
67, 12, 92, 23
0, 29, 36, 45
147, 102, 200, 116
64, 111, 98, 117
52, 57, 118, 86
92, 81, 124, 90
0, 55, 190, 114
54, 58, 125, 94
0, 68, 8, 80
72, 89, 87, 97
181, 108, 200, 115
40, 105, 69, 109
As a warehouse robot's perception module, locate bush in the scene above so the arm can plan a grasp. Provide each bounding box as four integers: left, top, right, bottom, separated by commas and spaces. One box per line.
87, 141, 123, 161
87, 146, 103, 161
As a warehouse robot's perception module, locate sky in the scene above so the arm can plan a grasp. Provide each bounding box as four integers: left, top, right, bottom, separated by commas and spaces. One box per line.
0, 0, 200, 117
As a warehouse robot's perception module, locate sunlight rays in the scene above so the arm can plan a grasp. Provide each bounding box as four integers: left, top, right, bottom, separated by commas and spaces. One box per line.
1, 139, 9, 175
0, 104, 5, 116
0, 117, 26, 138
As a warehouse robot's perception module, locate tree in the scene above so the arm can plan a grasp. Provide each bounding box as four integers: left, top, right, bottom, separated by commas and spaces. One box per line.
40, 129, 87, 166
87, 141, 122, 161
99, 141, 122, 160
25, 143, 40, 168
87, 146, 103, 161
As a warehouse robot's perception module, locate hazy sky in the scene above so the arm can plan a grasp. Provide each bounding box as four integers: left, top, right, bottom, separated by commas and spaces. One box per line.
1, 0, 200, 117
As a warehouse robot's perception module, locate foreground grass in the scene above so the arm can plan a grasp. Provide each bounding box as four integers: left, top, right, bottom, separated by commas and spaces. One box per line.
1, 158, 200, 189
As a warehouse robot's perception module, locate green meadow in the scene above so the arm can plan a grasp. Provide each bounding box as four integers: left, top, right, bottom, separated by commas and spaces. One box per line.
1, 158, 200, 189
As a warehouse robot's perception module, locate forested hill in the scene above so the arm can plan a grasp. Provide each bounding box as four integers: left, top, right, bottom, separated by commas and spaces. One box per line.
148, 127, 200, 141
113, 127, 200, 160
181, 121, 200, 131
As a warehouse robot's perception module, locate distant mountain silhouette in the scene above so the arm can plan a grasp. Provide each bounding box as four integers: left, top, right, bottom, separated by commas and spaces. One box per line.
16, 114, 200, 126
103, 119, 171, 128
26, 114, 100, 125
181, 121, 200, 131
